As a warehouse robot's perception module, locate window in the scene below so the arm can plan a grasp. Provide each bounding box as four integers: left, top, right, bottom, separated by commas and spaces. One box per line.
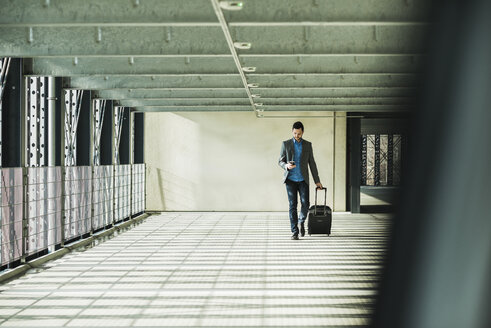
361, 134, 404, 186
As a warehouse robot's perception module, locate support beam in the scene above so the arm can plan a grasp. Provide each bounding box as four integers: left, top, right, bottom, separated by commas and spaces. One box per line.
0, 58, 11, 166
95, 87, 416, 100
119, 107, 130, 165
133, 113, 144, 164
76, 91, 91, 166
67, 74, 418, 90
25, 76, 49, 167
54, 77, 62, 166
92, 99, 107, 166
0, 26, 228, 56
29, 55, 424, 76
0, 25, 425, 56
118, 97, 414, 107
1, 58, 22, 167
349, 118, 361, 213
47, 77, 56, 166
63, 89, 84, 166
132, 104, 411, 113
100, 100, 113, 165
0, 0, 430, 24
113, 106, 127, 165
0, 0, 218, 24
67, 75, 244, 89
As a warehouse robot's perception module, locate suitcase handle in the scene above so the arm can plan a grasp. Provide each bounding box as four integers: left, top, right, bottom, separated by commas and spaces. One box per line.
314, 187, 327, 216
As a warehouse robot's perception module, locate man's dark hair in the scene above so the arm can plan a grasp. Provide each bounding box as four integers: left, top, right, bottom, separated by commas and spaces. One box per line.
292, 121, 304, 131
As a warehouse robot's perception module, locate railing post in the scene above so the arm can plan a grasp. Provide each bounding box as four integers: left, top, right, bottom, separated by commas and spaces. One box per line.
112, 164, 116, 225
90, 165, 95, 236
21, 167, 27, 263
60, 166, 65, 247
130, 164, 133, 218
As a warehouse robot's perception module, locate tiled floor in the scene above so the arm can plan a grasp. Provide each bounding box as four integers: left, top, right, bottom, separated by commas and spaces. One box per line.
0, 212, 390, 327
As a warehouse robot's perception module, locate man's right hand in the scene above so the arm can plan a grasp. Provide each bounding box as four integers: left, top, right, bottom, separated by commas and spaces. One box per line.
286, 163, 296, 170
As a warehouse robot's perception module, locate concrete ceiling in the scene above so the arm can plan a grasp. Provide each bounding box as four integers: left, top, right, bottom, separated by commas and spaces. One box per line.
0, 0, 430, 116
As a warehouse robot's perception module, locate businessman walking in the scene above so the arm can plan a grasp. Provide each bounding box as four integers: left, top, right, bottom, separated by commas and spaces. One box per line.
278, 122, 323, 240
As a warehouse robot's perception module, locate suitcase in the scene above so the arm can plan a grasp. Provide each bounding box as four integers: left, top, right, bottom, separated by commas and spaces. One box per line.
308, 187, 332, 236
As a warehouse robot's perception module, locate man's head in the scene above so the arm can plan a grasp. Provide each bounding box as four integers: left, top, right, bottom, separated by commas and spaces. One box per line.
292, 121, 304, 142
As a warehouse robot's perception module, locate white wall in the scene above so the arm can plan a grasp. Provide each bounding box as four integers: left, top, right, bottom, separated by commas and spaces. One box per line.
144, 111, 346, 211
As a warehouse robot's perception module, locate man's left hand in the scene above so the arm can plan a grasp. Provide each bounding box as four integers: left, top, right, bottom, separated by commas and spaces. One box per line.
316, 182, 323, 190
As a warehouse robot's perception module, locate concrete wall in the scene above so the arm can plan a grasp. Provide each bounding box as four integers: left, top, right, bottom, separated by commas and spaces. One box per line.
144, 111, 346, 212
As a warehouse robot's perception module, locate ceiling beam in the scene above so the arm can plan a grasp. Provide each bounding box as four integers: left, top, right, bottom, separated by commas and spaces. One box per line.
223, 0, 430, 22
117, 97, 413, 107
119, 98, 251, 107
95, 87, 416, 100
95, 88, 248, 99
66, 74, 244, 89
0, 26, 228, 56
132, 104, 412, 112
0, 0, 217, 24
230, 25, 427, 54
246, 73, 418, 88
28, 54, 424, 75
0, 0, 429, 24
65, 73, 418, 89
241, 54, 424, 74
0, 25, 425, 57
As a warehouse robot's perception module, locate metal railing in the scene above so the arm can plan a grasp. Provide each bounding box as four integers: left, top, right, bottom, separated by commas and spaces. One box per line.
0, 164, 145, 269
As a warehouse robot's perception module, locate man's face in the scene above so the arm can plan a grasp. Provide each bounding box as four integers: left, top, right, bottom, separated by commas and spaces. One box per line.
292, 128, 303, 142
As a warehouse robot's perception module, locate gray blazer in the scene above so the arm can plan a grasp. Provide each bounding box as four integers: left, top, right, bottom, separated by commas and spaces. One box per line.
278, 138, 320, 186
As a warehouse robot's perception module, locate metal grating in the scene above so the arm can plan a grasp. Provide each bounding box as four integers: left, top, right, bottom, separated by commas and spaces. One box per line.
114, 164, 131, 222
63, 166, 92, 240
0, 168, 23, 266
25, 167, 63, 255
131, 164, 145, 215
92, 165, 114, 230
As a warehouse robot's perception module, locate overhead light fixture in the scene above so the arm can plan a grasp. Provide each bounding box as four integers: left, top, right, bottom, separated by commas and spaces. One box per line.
248, 83, 259, 88
219, 1, 244, 11
234, 42, 251, 50
242, 67, 256, 73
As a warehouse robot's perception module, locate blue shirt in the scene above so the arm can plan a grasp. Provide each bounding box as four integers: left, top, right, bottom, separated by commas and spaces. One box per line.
288, 138, 304, 182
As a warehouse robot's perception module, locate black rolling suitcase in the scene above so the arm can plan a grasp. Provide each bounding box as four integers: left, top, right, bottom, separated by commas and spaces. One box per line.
308, 187, 332, 236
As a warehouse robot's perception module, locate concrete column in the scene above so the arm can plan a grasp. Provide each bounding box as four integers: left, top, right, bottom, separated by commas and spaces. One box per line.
333, 112, 347, 211
349, 118, 361, 213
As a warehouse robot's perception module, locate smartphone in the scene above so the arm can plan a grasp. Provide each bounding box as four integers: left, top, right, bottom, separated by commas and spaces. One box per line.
289, 161, 295, 165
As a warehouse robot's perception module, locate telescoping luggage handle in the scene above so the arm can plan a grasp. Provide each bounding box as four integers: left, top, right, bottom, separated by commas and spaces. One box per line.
314, 187, 327, 216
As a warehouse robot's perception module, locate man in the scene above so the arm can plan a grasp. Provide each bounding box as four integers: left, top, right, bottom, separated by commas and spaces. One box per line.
278, 121, 323, 240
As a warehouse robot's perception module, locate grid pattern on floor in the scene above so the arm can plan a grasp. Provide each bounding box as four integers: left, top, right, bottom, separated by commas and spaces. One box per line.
0, 212, 390, 327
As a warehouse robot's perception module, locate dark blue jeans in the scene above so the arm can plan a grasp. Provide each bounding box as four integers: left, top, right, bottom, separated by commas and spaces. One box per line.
285, 179, 310, 236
